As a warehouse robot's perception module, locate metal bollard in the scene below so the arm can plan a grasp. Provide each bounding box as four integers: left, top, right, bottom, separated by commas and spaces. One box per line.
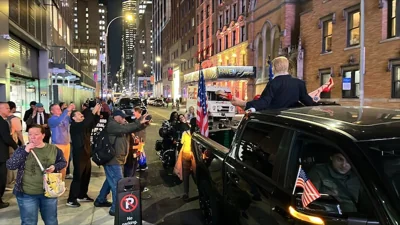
115, 177, 142, 225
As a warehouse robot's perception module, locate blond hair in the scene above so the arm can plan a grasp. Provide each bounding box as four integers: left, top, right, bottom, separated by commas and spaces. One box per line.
272, 56, 289, 74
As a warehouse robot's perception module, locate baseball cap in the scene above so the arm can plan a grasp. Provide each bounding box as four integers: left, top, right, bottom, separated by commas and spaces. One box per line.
112, 110, 128, 118
36, 103, 44, 108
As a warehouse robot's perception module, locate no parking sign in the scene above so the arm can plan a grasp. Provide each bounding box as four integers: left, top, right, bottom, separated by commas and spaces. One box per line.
115, 178, 142, 225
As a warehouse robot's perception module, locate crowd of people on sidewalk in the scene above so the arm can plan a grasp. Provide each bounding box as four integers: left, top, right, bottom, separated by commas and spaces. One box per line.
0, 98, 151, 224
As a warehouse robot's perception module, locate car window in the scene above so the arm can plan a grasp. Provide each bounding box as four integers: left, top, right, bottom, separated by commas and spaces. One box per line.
287, 133, 376, 218
235, 121, 288, 179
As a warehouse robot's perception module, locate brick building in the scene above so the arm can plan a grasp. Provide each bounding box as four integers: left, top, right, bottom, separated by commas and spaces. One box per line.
300, 0, 400, 108
247, 0, 301, 95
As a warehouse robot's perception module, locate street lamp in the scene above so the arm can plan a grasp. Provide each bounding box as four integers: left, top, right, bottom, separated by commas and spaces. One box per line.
155, 56, 161, 62
137, 70, 143, 74
102, 13, 134, 99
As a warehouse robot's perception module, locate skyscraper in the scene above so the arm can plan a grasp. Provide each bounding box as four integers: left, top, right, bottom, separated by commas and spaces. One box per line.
122, 0, 137, 90
73, 0, 105, 92
135, 0, 153, 96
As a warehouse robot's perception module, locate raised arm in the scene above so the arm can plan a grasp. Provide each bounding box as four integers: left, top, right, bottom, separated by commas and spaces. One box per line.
48, 109, 70, 128
6, 147, 29, 170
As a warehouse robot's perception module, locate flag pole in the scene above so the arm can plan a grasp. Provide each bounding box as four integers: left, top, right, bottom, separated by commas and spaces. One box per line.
292, 165, 302, 195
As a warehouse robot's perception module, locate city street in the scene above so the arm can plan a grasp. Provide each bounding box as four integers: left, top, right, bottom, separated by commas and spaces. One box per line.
0, 106, 204, 225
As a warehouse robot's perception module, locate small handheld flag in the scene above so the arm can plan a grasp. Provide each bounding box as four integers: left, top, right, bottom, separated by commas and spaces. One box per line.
294, 166, 321, 207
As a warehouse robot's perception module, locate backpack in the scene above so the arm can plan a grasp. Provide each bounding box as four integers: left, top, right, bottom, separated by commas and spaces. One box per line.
91, 126, 117, 166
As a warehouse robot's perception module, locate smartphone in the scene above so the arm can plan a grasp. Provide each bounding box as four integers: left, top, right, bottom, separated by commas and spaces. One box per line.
145, 115, 152, 121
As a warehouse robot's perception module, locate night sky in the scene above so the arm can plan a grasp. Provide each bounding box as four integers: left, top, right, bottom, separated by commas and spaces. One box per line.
107, 0, 122, 85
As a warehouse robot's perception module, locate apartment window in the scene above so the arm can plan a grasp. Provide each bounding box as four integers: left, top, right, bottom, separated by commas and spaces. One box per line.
322, 20, 333, 52
192, 18, 195, 27
207, 5, 210, 18
388, 0, 398, 38
206, 26, 210, 38
348, 10, 360, 46
219, 15, 223, 28
232, 30, 236, 45
240, 26, 246, 42
225, 10, 229, 24
219, 38, 222, 52
392, 65, 400, 98
201, 10, 204, 20
212, 22, 215, 35
233, 4, 237, 19
225, 35, 229, 49
241, 0, 246, 14
212, 0, 215, 13
201, 30, 204, 42
86, 13, 89, 18
342, 69, 360, 98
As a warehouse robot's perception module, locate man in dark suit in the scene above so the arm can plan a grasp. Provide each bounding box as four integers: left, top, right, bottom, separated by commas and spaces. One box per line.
231, 56, 315, 111
26, 103, 51, 143
23, 101, 37, 132
0, 102, 18, 208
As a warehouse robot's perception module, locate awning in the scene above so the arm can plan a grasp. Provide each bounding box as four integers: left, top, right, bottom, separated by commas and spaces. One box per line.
183, 66, 256, 83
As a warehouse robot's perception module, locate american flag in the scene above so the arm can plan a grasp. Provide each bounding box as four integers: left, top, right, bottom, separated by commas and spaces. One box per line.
197, 70, 209, 137
295, 168, 321, 207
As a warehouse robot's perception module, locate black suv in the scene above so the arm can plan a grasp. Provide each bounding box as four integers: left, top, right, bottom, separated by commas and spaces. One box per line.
192, 106, 400, 225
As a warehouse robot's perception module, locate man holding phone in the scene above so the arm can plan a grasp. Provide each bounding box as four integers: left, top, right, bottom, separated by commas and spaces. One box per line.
49, 103, 75, 181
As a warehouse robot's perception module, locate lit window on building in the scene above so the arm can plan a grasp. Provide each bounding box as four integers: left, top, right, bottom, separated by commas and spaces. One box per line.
348, 11, 360, 46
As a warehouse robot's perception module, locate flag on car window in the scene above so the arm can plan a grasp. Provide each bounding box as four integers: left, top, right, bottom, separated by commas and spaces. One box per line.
197, 69, 209, 137
295, 167, 321, 207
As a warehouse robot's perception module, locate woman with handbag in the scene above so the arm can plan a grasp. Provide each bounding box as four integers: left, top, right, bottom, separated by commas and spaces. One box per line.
6, 124, 67, 225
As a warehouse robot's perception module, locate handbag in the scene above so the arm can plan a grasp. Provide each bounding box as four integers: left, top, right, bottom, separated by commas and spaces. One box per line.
31, 150, 66, 198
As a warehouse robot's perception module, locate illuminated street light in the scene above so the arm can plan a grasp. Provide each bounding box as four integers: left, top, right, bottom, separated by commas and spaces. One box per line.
144, 64, 148, 67
155, 56, 161, 62
138, 70, 143, 74
102, 13, 135, 99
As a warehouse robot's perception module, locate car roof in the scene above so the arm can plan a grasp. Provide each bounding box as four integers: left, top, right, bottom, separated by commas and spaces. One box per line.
254, 106, 400, 141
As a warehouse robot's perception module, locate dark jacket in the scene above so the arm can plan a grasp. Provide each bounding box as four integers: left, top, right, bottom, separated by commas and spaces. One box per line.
23, 108, 33, 132
70, 108, 99, 161
0, 116, 18, 162
6, 145, 67, 195
245, 75, 315, 111
106, 117, 145, 165
26, 112, 51, 141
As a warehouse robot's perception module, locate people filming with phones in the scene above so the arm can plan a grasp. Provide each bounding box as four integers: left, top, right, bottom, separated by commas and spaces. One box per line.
219, 56, 315, 112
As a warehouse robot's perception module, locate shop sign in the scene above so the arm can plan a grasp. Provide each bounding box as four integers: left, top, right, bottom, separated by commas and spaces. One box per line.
217, 66, 256, 79
342, 78, 351, 90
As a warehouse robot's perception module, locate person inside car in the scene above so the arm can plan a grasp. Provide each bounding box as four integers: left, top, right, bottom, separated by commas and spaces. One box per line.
307, 151, 361, 213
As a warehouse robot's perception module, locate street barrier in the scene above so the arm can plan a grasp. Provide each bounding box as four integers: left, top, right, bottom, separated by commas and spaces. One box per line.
115, 177, 142, 225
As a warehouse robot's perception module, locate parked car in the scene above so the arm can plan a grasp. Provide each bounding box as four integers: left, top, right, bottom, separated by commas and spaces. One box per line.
191, 106, 400, 225
148, 97, 157, 106
153, 99, 165, 107
115, 97, 144, 115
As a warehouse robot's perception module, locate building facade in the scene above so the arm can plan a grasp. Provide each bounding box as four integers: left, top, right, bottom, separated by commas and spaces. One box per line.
122, 0, 137, 91
300, 0, 400, 108
152, 0, 171, 97
178, 0, 197, 102
73, 0, 100, 93
135, 0, 153, 96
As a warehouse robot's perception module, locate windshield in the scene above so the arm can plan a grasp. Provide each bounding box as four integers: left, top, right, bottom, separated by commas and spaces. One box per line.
358, 139, 400, 198
119, 98, 141, 109
207, 91, 228, 101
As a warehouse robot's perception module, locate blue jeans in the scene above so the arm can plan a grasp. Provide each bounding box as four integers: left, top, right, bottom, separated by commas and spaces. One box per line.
96, 165, 123, 213
16, 193, 58, 225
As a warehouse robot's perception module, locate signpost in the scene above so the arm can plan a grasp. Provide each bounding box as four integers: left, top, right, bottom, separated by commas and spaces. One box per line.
115, 177, 142, 225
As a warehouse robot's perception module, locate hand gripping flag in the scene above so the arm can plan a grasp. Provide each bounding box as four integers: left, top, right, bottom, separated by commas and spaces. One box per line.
308, 77, 334, 102
294, 167, 321, 207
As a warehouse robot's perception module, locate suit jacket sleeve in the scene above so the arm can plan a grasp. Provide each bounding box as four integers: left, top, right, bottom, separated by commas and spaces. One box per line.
299, 81, 316, 106
23, 110, 31, 122
0, 119, 17, 150
245, 82, 274, 110
26, 115, 35, 126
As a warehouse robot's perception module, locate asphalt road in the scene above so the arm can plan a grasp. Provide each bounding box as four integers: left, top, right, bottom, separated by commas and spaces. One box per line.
0, 105, 204, 225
